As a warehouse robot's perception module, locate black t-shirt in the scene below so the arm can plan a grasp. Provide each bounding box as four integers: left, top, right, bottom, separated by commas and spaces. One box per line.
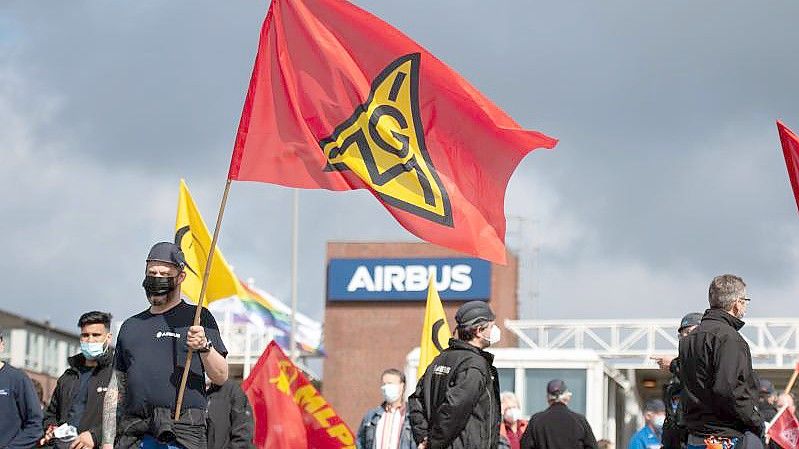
115, 301, 227, 415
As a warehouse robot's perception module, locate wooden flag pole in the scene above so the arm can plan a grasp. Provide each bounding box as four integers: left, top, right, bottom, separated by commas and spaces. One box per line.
174, 179, 233, 420
783, 365, 799, 395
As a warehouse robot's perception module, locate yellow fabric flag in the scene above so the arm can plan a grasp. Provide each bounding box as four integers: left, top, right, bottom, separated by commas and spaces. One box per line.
175, 179, 245, 304
417, 277, 451, 378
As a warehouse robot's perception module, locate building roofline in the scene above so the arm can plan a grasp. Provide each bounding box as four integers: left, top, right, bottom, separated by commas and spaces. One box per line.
0, 308, 79, 339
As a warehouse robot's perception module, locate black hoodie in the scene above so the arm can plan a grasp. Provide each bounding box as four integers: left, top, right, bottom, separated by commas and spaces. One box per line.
678, 309, 763, 438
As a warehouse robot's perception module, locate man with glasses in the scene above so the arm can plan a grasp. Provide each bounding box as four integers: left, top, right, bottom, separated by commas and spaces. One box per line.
679, 275, 763, 449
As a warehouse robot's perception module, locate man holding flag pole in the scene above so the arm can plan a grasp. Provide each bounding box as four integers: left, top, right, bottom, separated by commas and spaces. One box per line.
101, 243, 228, 449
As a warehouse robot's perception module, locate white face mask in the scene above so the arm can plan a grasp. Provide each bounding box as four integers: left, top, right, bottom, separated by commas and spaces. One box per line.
485, 325, 501, 345
653, 414, 665, 429
381, 383, 402, 403
504, 407, 523, 422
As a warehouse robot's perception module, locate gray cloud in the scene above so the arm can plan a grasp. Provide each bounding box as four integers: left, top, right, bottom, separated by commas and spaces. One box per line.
2, 0, 799, 335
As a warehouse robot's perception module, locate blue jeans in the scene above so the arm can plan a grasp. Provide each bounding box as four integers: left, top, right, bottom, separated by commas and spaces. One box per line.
139, 434, 186, 449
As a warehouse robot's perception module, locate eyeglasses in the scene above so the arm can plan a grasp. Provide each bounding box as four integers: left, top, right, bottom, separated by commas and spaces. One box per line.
739, 297, 751, 303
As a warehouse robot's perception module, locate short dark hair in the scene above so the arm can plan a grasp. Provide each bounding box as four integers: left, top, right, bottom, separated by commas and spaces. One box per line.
456, 322, 489, 342
77, 311, 112, 330
381, 368, 405, 384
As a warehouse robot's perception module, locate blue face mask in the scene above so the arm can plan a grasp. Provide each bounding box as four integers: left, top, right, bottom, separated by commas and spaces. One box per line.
80, 341, 106, 359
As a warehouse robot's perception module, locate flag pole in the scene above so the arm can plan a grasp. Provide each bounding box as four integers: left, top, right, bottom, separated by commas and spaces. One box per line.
174, 178, 233, 420
289, 188, 299, 361
782, 364, 799, 395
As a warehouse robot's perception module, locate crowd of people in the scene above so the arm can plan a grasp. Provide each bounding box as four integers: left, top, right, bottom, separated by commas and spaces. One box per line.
1, 243, 797, 449
355, 274, 798, 449
0, 242, 255, 449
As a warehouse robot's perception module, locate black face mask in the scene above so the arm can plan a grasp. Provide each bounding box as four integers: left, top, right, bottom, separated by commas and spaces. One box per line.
142, 275, 178, 297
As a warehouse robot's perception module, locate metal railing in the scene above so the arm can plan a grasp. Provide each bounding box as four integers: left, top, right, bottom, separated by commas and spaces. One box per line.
505, 318, 799, 368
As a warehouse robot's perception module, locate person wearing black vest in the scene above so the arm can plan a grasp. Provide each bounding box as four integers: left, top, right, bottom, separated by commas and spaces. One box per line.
41, 311, 115, 449
409, 301, 501, 449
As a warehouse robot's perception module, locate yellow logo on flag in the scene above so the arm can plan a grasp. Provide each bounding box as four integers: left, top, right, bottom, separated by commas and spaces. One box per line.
269, 360, 299, 396
320, 53, 453, 226
174, 179, 245, 304
417, 277, 451, 378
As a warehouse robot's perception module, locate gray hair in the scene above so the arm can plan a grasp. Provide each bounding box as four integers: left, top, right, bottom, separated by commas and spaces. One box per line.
548, 390, 572, 404
708, 274, 746, 311
500, 391, 518, 406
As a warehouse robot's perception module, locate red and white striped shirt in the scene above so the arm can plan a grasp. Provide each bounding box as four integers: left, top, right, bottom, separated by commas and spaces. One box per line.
373, 404, 405, 449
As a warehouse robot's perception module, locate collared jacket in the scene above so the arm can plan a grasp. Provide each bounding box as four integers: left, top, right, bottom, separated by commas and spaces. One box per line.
42, 350, 115, 447
519, 403, 597, 449
678, 309, 763, 438
355, 404, 415, 449
408, 339, 501, 449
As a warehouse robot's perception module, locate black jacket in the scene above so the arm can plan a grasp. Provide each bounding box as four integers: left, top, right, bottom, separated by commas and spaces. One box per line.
678, 309, 763, 438
206, 380, 255, 449
409, 339, 501, 449
662, 358, 687, 449
519, 402, 597, 449
42, 350, 114, 446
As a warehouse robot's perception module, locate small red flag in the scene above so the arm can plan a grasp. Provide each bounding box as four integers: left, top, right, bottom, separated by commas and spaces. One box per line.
778, 121, 799, 215
768, 407, 799, 449
241, 341, 355, 449
228, 0, 557, 263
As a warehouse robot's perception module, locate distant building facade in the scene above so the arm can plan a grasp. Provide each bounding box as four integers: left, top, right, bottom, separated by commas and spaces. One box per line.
0, 309, 80, 402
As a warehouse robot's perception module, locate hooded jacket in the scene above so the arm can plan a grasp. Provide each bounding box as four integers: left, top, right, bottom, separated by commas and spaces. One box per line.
408, 338, 501, 449
678, 308, 763, 438
42, 349, 115, 446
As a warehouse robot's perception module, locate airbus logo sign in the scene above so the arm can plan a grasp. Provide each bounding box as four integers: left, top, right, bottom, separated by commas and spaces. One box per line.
327, 258, 491, 301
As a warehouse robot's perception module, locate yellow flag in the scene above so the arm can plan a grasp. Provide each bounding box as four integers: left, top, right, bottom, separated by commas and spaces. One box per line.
417, 277, 451, 378
175, 179, 245, 304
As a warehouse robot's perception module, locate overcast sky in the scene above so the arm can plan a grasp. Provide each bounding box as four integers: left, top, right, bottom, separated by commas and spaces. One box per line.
2, 1, 799, 335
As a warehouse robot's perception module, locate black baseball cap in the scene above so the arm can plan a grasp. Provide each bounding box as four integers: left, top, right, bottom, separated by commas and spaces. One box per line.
547, 379, 568, 395
678, 313, 703, 332
146, 242, 186, 270
644, 399, 666, 412
455, 301, 495, 327
759, 379, 775, 395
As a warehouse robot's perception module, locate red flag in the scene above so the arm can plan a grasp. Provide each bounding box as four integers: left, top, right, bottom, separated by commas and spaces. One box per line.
768, 406, 799, 449
241, 341, 355, 449
778, 120, 799, 215
228, 0, 557, 264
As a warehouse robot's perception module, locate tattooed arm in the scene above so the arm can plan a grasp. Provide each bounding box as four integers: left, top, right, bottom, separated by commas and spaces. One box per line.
101, 369, 127, 449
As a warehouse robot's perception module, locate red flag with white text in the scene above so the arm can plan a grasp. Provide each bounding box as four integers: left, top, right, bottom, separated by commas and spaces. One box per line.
228, 0, 557, 264
241, 341, 355, 449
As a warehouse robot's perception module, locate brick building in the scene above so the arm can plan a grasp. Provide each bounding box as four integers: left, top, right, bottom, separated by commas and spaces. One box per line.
323, 241, 518, 428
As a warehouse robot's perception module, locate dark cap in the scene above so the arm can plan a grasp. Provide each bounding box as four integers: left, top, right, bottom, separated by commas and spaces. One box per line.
146, 242, 186, 270
759, 379, 775, 395
678, 312, 703, 332
644, 399, 666, 413
547, 379, 568, 396
455, 301, 495, 327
